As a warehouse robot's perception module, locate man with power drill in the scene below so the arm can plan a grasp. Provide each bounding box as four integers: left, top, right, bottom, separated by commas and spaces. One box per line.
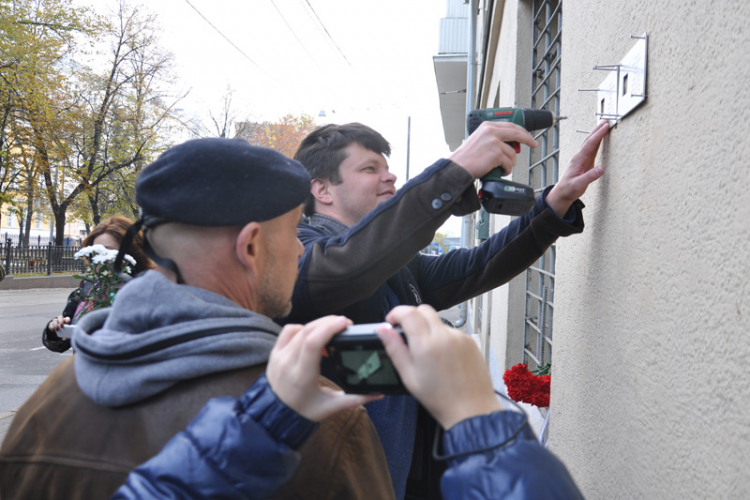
285, 118, 610, 499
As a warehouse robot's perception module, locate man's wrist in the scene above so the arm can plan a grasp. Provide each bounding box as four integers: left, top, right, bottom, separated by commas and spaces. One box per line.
545, 183, 576, 217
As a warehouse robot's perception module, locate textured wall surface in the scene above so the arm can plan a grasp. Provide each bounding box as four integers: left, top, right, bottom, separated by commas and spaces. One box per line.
553, 0, 750, 498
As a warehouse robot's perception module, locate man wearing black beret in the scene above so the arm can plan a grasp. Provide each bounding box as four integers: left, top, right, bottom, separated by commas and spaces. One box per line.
0, 138, 394, 499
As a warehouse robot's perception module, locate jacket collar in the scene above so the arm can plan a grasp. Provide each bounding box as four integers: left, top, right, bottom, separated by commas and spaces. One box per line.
307, 213, 350, 236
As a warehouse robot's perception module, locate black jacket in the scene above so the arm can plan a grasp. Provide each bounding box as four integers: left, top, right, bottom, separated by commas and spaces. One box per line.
41, 284, 87, 353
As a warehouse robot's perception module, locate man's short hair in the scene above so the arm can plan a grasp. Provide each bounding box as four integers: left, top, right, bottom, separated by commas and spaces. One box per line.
294, 123, 391, 216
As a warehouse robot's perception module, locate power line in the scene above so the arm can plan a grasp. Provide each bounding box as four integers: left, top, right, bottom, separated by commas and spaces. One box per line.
182, 0, 275, 80
300, 0, 351, 67
268, 0, 322, 70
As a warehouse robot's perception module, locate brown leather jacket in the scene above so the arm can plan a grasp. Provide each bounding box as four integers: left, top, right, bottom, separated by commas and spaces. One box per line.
0, 357, 394, 499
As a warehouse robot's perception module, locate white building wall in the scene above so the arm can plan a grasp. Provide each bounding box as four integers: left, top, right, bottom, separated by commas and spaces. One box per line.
551, 0, 750, 497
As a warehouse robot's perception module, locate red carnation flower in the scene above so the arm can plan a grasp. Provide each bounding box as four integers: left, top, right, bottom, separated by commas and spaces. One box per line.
503, 363, 550, 408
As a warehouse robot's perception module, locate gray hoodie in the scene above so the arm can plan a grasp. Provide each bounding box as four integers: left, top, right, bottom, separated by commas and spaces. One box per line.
73, 271, 279, 407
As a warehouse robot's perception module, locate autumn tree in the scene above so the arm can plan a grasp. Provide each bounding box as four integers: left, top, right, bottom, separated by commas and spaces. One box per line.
0, 0, 87, 236
185, 85, 260, 140
75, 2, 179, 225
17, 0, 180, 243
189, 87, 317, 158
241, 113, 317, 158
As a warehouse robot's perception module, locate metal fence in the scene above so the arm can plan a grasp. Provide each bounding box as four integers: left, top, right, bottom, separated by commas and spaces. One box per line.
1, 232, 81, 247
1, 240, 84, 276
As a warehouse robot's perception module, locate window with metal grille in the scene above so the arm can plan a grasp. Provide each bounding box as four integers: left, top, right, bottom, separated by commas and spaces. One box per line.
523, 0, 562, 372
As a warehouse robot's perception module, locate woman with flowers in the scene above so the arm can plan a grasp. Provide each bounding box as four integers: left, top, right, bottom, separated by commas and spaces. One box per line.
42, 216, 154, 353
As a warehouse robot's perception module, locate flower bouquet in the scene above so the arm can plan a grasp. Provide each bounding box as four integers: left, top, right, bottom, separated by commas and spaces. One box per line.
71, 244, 135, 321
503, 363, 551, 408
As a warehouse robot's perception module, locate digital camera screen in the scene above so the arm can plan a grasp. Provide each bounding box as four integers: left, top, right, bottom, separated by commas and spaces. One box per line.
339, 348, 401, 386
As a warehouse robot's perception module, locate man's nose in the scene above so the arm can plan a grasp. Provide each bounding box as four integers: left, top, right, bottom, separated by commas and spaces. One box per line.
383, 170, 397, 183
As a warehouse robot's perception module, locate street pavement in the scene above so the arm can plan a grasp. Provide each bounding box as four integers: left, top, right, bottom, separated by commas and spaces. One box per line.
0, 288, 76, 442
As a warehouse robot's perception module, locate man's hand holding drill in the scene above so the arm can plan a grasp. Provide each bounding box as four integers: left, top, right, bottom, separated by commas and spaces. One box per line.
446, 119, 609, 217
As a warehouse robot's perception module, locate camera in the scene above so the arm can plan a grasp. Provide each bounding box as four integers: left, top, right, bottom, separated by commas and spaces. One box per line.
325, 323, 408, 395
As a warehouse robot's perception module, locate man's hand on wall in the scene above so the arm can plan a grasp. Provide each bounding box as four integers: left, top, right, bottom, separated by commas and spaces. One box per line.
546, 121, 610, 217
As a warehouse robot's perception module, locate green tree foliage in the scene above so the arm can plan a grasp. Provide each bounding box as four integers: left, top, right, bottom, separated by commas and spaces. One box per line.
1, 0, 179, 244
0, 0, 86, 222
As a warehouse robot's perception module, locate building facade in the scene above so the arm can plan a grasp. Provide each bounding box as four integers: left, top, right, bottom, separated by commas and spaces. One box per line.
435, 0, 750, 497
1, 201, 86, 246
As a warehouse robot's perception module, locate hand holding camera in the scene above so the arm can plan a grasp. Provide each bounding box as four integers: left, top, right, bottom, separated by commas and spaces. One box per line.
266, 316, 383, 422
268, 306, 502, 430
377, 305, 502, 430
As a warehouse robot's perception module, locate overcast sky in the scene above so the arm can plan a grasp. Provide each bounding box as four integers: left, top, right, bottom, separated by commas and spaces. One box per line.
86, 0, 463, 235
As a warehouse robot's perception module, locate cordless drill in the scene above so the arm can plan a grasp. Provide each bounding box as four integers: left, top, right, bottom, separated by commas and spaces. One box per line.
466, 107, 566, 216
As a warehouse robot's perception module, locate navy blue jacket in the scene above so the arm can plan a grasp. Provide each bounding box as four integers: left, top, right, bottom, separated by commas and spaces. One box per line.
115, 376, 583, 499
281, 158, 585, 498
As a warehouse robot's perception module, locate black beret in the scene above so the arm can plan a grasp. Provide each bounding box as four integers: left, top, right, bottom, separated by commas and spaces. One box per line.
136, 138, 311, 226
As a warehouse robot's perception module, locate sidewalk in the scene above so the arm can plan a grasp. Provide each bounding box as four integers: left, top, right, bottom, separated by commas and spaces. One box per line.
0, 274, 79, 291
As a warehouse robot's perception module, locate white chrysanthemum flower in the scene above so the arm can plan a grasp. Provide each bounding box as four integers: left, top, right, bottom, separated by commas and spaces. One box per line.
78, 244, 112, 260
123, 254, 136, 266
92, 253, 113, 265
74, 245, 97, 259
89, 244, 109, 255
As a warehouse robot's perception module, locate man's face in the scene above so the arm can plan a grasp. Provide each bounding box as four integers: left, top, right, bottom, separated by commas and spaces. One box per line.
325, 142, 397, 226
257, 206, 304, 319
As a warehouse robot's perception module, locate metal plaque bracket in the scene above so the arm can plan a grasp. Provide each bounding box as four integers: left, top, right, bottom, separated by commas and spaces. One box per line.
579, 33, 648, 127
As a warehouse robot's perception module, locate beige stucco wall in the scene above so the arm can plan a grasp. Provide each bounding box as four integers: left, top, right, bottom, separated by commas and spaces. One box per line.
553, 0, 750, 497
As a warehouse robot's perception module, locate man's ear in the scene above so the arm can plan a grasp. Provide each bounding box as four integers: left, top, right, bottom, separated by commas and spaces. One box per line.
235, 222, 263, 273
311, 179, 333, 206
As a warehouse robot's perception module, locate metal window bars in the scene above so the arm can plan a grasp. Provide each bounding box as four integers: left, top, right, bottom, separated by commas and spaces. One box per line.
523, 0, 562, 372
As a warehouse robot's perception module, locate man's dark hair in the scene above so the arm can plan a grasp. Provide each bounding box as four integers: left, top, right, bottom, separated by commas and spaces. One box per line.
294, 123, 391, 216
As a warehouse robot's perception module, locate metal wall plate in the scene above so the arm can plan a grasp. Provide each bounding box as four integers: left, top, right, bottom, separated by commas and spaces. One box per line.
580, 33, 648, 127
